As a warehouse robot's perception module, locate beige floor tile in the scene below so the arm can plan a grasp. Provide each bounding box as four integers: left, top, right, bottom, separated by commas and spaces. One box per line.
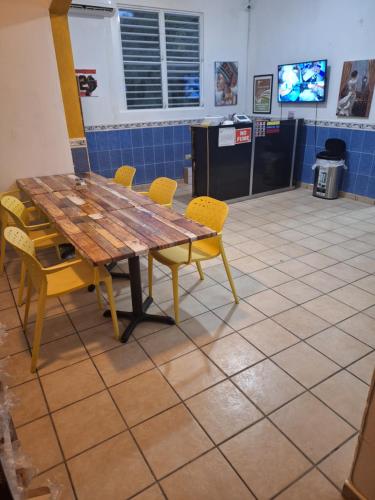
232, 359, 304, 414
312, 371, 369, 428
277, 243, 311, 258
0, 326, 28, 358
178, 273, 217, 293
139, 325, 196, 366
132, 404, 213, 479
274, 260, 316, 278
319, 436, 358, 489
159, 294, 208, 322
213, 301, 266, 330
192, 283, 237, 310
365, 305, 375, 318
236, 239, 268, 255
273, 307, 331, 340
223, 274, 266, 298
68, 432, 154, 500
299, 270, 347, 293
276, 469, 343, 499
355, 274, 375, 295
324, 263, 368, 283
329, 284, 375, 311
161, 449, 254, 500
59, 288, 99, 311
251, 267, 292, 287
159, 349, 225, 399
110, 368, 180, 426
17, 415, 63, 473
0, 276, 10, 293
17, 297, 66, 325
346, 255, 375, 274
298, 237, 331, 251
347, 351, 375, 384
270, 393, 354, 462
253, 249, 290, 266
79, 321, 129, 357
67, 302, 111, 331
29, 463, 75, 500
307, 327, 372, 367
1, 306, 21, 330
37, 334, 88, 376
186, 380, 262, 443
341, 239, 373, 253
149, 279, 186, 303
179, 311, 233, 347
132, 484, 164, 500
202, 333, 265, 376
231, 255, 268, 274
26, 313, 76, 346
337, 313, 375, 347
320, 245, 357, 261
246, 289, 295, 317
0, 290, 15, 310
11, 379, 48, 427
239, 319, 299, 356
302, 296, 357, 324
274, 280, 322, 305
41, 359, 105, 411
204, 263, 243, 282
220, 419, 310, 499
93, 342, 154, 387
272, 343, 340, 388
298, 252, 338, 270
6, 350, 36, 387
53, 391, 126, 458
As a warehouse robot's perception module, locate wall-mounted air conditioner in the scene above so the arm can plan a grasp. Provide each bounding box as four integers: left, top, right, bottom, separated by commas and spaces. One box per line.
69, 0, 115, 18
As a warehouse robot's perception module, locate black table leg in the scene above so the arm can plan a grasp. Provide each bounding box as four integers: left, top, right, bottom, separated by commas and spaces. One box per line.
88, 261, 130, 292
103, 255, 175, 342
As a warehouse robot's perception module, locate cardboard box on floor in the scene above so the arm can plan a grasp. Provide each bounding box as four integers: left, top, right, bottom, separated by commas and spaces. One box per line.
343, 369, 375, 500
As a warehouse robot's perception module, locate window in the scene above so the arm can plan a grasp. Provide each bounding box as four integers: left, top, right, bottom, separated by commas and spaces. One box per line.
119, 8, 201, 110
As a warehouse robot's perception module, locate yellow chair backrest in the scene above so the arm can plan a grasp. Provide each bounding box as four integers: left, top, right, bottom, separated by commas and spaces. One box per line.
114, 166, 136, 188
149, 177, 177, 206
4, 227, 45, 289
185, 196, 229, 233
1, 195, 30, 230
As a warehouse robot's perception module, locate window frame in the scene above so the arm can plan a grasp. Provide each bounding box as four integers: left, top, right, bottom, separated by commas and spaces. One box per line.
117, 4, 204, 112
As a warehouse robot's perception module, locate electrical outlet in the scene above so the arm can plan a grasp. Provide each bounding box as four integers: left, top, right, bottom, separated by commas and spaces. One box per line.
185, 154, 192, 160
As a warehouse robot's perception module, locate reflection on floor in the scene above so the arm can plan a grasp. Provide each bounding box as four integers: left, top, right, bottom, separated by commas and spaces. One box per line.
1, 184, 375, 499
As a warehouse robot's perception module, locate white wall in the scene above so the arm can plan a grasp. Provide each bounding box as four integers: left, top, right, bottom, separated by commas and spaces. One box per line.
248, 0, 375, 122
0, 0, 73, 192
68, 0, 251, 126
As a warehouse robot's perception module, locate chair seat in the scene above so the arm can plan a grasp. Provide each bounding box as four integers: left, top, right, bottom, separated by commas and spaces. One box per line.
47, 261, 108, 296
151, 239, 219, 266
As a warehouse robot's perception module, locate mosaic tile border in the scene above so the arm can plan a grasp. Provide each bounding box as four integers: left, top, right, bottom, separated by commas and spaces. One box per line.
85, 119, 204, 132
70, 138, 87, 148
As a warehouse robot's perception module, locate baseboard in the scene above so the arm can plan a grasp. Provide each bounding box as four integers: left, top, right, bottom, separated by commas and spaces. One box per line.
297, 182, 375, 205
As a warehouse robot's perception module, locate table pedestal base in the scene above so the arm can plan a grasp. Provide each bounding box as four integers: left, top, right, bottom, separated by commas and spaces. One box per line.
103, 255, 175, 343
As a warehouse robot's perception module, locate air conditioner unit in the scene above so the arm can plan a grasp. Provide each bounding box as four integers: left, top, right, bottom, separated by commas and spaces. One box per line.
69, 1, 115, 18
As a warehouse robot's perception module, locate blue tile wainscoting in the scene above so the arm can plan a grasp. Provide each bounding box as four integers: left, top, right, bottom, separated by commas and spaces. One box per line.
299, 123, 375, 199
85, 125, 192, 185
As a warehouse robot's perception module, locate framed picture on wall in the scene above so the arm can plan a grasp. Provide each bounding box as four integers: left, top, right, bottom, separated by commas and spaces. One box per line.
337, 59, 375, 118
253, 74, 273, 114
215, 62, 238, 106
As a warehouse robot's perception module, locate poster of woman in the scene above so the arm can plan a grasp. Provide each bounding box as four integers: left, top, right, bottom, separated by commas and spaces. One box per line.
337, 60, 375, 117
215, 62, 238, 106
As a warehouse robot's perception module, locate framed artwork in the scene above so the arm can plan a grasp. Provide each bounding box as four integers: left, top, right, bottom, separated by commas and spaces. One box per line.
337, 59, 375, 118
215, 61, 238, 106
253, 74, 273, 114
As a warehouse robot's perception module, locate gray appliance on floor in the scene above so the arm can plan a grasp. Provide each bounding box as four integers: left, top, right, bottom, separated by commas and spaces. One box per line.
312, 138, 347, 199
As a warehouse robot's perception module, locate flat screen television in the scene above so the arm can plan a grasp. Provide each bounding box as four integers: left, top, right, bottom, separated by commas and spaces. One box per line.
278, 59, 327, 103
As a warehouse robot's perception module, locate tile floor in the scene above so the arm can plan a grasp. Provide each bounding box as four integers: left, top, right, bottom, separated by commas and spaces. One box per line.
1, 185, 375, 499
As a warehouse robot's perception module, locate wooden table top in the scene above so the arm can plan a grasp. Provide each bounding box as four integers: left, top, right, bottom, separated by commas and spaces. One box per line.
18, 173, 216, 265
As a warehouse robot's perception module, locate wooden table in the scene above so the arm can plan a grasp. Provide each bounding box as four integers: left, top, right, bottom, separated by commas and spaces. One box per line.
17, 173, 216, 341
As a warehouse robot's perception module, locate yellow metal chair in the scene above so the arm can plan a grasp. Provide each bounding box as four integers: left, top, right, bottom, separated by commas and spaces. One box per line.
1, 195, 67, 305
4, 227, 120, 373
139, 177, 177, 208
148, 196, 239, 323
114, 165, 136, 188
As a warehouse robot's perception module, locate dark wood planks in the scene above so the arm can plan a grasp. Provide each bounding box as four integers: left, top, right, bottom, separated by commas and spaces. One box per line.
17, 173, 216, 265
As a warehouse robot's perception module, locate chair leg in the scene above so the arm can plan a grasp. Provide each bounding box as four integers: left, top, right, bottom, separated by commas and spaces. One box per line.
55, 245, 62, 260
220, 247, 239, 304
95, 283, 103, 310
171, 265, 180, 324
196, 261, 204, 280
30, 291, 47, 373
148, 253, 153, 297
17, 261, 26, 306
0, 229, 5, 274
23, 277, 32, 333
103, 276, 120, 339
